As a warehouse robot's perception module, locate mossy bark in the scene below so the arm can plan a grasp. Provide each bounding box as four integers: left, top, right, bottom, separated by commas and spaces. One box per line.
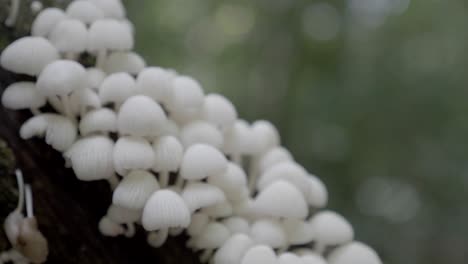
0, 1, 201, 263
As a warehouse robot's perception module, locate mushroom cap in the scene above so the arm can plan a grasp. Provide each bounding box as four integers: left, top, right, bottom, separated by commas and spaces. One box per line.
87, 19, 133, 52
64, 135, 114, 181
103, 51, 146, 75
99, 216, 124, 237
213, 233, 255, 264
107, 204, 141, 224
1, 82, 46, 110
258, 146, 293, 175
180, 120, 224, 148
31, 8, 66, 37
86, 67, 106, 91
327, 242, 382, 264
187, 212, 209, 236
252, 180, 308, 220
37, 60, 87, 96
257, 161, 311, 202
99, 72, 136, 105
161, 119, 180, 138
278, 253, 303, 264
88, 0, 126, 19
69, 88, 101, 116
79, 108, 117, 135
309, 211, 354, 246
181, 182, 226, 213
20, 114, 77, 152
250, 219, 287, 248
135, 67, 175, 104
117, 95, 167, 137
222, 216, 250, 235
66, 0, 104, 24
223, 119, 254, 155
113, 170, 160, 209
207, 162, 248, 202
152, 135, 183, 172
301, 254, 327, 264
1, 37, 59, 76
142, 190, 191, 231
113, 136, 155, 176
201, 200, 234, 218
49, 19, 88, 53
241, 245, 278, 264
201, 94, 237, 129
251, 120, 280, 155
180, 144, 228, 180
282, 219, 315, 245
305, 175, 328, 208
167, 75, 204, 112
193, 222, 231, 249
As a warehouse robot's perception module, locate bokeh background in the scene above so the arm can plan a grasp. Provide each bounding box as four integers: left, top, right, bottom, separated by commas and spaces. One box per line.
124, 0, 468, 263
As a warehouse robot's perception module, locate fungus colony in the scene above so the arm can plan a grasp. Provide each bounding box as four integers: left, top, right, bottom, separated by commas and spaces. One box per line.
0, 1, 383, 264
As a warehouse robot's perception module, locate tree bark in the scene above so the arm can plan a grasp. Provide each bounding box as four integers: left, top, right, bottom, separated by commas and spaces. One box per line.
0, 1, 201, 263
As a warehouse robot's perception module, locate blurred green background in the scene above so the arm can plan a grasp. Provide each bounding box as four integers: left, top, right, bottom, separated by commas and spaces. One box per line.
124, 0, 468, 263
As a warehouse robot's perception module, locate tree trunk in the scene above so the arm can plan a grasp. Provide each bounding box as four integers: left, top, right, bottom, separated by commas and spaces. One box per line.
0, 1, 201, 263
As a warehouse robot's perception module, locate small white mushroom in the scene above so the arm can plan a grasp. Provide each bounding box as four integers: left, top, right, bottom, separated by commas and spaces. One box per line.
257, 146, 293, 175
222, 216, 250, 235
106, 204, 142, 237
187, 212, 210, 237
113, 136, 155, 176
117, 95, 167, 137
79, 108, 117, 136
301, 254, 327, 264
112, 170, 160, 210
99, 72, 136, 110
327, 242, 382, 264
223, 119, 254, 165
48, 19, 88, 60
135, 67, 175, 105
66, 0, 104, 24
36, 60, 87, 119
282, 219, 315, 246
180, 120, 224, 149
181, 182, 226, 213
213, 233, 255, 264
0, 37, 59, 76
152, 135, 183, 187
207, 162, 248, 203
166, 75, 204, 113
278, 253, 303, 264
31, 8, 66, 37
241, 245, 278, 264
143, 190, 191, 247
98, 216, 124, 237
250, 219, 287, 249
1, 82, 46, 114
103, 51, 146, 75
200, 200, 234, 219
64, 135, 114, 181
87, 19, 133, 68
20, 114, 77, 152
251, 180, 308, 220
250, 120, 280, 155
69, 88, 101, 117
88, 0, 126, 19
309, 211, 354, 253
180, 144, 228, 183
193, 222, 231, 262
200, 93, 237, 130
86, 67, 107, 91
305, 175, 328, 208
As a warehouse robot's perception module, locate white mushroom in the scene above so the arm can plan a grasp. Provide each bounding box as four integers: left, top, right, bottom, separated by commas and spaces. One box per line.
103, 51, 146, 75
200, 94, 237, 130
193, 222, 231, 262
88, 0, 126, 19
48, 19, 88, 59
0, 37, 59, 76
1, 82, 46, 114
181, 182, 226, 213
112, 170, 160, 210
309, 211, 354, 253
282, 219, 315, 246
167, 75, 204, 113
327, 242, 382, 264
187, 212, 209, 237
223, 119, 254, 165
86, 67, 107, 91
99, 72, 136, 110
113, 136, 155, 176
241, 245, 278, 264
179, 144, 228, 185
180, 120, 224, 149
222, 216, 250, 235
31, 8, 66, 37
207, 162, 248, 203
69, 88, 101, 117
79, 108, 117, 136
257, 146, 293, 175
66, 0, 104, 24
135, 67, 175, 105
106, 204, 141, 237
250, 219, 287, 249
278, 253, 304, 264
152, 135, 183, 187
213, 233, 255, 264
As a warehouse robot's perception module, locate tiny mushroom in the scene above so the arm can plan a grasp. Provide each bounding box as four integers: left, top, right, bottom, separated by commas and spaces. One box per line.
222, 119, 254, 165
180, 120, 224, 149
181, 182, 226, 213
142, 190, 191, 247
135, 67, 175, 105
207, 162, 249, 203
187, 212, 210, 237
106, 204, 142, 237
88, 0, 126, 19
86, 67, 107, 91
222, 216, 250, 235
309, 211, 354, 254
1, 82, 46, 114
65, 0, 104, 25
79, 108, 117, 136
152, 135, 183, 187
113, 170, 160, 210
241, 245, 279, 264
257, 146, 293, 175
193, 222, 231, 262
99, 72, 136, 110
200, 93, 237, 130
103, 51, 146, 75
113, 136, 155, 176
48, 18, 88, 60
282, 219, 315, 246
327, 242, 382, 264
250, 219, 288, 249
0, 37, 59, 76
166, 75, 204, 114
278, 253, 304, 264
31, 8, 66, 37
301, 254, 327, 264
213, 233, 255, 264
69, 88, 101, 117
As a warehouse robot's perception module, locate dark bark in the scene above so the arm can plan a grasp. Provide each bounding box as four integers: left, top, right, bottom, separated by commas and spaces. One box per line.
0, 1, 201, 263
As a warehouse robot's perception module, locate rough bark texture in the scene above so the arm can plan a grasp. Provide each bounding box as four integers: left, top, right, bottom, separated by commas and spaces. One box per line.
0, 1, 201, 263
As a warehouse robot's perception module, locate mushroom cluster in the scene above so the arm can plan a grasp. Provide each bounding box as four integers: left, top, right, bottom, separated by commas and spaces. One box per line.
1, 1, 382, 264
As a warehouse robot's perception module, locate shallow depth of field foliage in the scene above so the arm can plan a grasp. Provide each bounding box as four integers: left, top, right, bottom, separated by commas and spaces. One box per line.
124, 0, 468, 263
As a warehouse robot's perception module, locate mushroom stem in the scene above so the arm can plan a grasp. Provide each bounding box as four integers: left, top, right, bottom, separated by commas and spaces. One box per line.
169, 227, 183, 236
248, 157, 259, 194
175, 175, 185, 189
5, 0, 20, 27
231, 153, 242, 166
64, 52, 77, 61
59, 95, 76, 122
30, 108, 41, 115
95, 49, 107, 69
124, 223, 135, 237
25, 184, 33, 218
107, 174, 120, 190
159, 171, 169, 188
314, 243, 326, 255
15, 169, 24, 212
147, 229, 169, 248
48, 97, 64, 113
199, 249, 214, 263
